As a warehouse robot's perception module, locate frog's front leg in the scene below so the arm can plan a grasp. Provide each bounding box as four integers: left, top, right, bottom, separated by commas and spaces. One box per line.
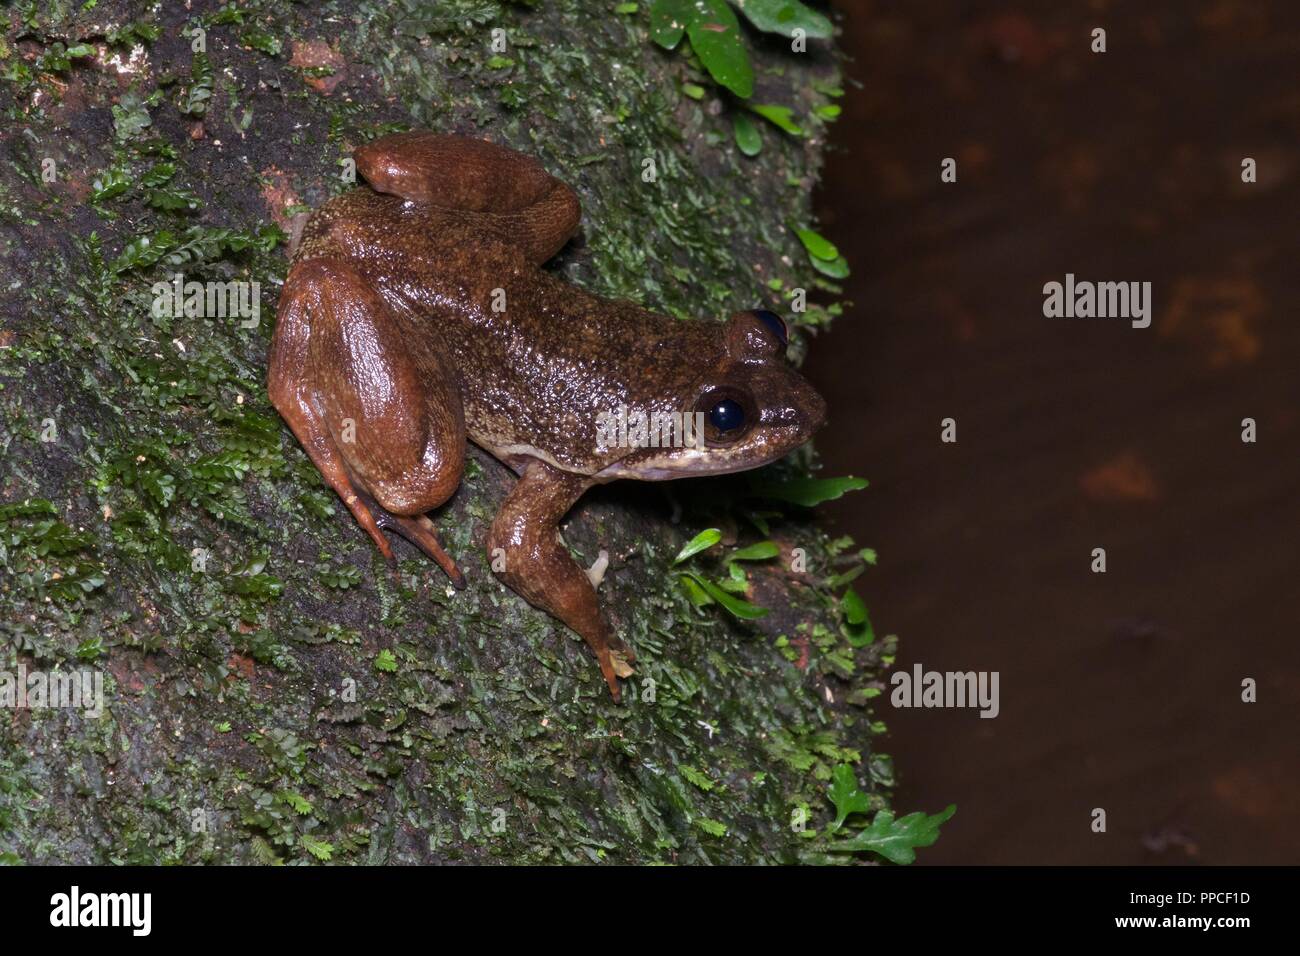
487, 459, 636, 701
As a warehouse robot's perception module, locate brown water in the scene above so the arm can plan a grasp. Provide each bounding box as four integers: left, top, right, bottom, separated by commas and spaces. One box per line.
805, 1, 1299, 864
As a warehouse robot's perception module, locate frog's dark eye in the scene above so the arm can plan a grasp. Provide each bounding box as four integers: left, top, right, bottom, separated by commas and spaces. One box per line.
753, 309, 788, 347
696, 386, 755, 445
708, 398, 746, 433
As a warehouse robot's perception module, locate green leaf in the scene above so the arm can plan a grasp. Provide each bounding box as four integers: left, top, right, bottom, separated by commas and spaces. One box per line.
179, 52, 214, 116
230, 573, 283, 601
649, 0, 692, 48
91, 165, 130, 202
733, 111, 762, 156
747, 475, 868, 507
140, 162, 177, 187
109, 21, 162, 46
651, 0, 753, 98
317, 561, 363, 590
795, 227, 839, 261
827, 764, 874, 832
301, 834, 334, 861
140, 470, 176, 508
749, 103, 803, 135
374, 649, 398, 673
811, 254, 851, 279
841, 588, 875, 647
110, 233, 171, 273
673, 527, 722, 564
279, 790, 313, 815
826, 804, 956, 864
681, 766, 715, 791
840, 588, 867, 625
689, 0, 753, 98
242, 29, 282, 56
679, 574, 713, 606
718, 561, 750, 592
695, 817, 728, 837
826, 564, 864, 590
730, 540, 779, 561
679, 572, 768, 619
111, 91, 152, 141
145, 187, 200, 211
733, 0, 833, 39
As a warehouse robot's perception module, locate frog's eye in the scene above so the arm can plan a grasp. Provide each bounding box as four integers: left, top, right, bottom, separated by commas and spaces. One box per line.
752, 309, 788, 347
696, 387, 754, 445
708, 398, 746, 434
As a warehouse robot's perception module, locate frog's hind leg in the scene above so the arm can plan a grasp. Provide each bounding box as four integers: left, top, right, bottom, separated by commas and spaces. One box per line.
270, 259, 396, 564
269, 257, 468, 585
355, 131, 581, 265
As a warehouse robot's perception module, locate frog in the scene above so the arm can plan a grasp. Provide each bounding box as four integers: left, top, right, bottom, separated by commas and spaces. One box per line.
268, 131, 827, 700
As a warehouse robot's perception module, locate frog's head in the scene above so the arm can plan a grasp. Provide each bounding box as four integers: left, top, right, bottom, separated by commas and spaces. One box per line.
606, 310, 827, 480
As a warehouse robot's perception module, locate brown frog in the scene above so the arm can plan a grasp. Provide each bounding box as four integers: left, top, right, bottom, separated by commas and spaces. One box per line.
268, 132, 826, 700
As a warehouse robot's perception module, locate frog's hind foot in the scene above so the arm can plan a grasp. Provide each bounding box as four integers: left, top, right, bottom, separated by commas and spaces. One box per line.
366, 498, 466, 589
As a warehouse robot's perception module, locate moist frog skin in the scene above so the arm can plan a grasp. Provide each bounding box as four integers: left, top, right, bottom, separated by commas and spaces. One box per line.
268, 131, 826, 699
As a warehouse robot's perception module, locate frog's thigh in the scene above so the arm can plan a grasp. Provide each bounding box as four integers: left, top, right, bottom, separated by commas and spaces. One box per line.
270, 259, 394, 561
296, 259, 466, 517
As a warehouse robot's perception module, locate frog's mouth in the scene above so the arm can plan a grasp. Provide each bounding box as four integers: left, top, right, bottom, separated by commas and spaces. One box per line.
594, 422, 823, 481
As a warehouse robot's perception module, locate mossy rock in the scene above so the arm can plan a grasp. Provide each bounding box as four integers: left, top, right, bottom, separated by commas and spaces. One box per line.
0, 0, 891, 864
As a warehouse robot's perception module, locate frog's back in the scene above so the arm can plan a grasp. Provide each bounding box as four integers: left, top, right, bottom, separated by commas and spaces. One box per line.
291, 186, 725, 475
446, 270, 725, 474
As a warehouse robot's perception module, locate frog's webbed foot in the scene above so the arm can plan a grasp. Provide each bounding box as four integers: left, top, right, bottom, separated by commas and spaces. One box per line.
354, 131, 581, 265
269, 256, 468, 587
486, 459, 635, 701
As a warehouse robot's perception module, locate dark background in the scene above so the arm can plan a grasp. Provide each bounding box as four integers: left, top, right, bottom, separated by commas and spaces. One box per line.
805, 1, 1299, 864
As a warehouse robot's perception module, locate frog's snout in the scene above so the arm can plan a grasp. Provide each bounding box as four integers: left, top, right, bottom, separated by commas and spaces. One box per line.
803, 378, 828, 435
764, 371, 827, 439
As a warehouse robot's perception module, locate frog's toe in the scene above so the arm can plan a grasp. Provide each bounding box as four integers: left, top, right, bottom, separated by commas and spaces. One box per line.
609, 647, 635, 679
597, 652, 628, 702
366, 501, 466, 589
608, 630, 636, 668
